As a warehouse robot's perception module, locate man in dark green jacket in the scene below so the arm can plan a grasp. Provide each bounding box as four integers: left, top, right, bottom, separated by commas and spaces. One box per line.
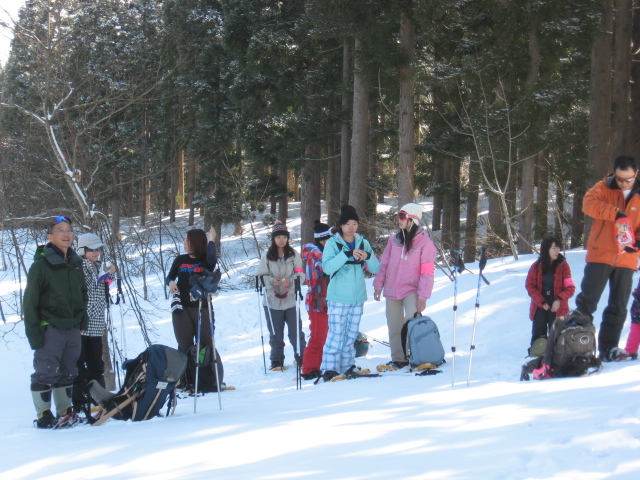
24, 216, 89, 429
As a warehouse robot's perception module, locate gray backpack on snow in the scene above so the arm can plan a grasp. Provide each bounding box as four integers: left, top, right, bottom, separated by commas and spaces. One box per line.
401, 314, 446, 367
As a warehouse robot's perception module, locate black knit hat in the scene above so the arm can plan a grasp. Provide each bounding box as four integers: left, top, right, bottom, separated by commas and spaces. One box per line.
338, 205, 359, 226
271, 220, 290, 240
313, 220, 333, 240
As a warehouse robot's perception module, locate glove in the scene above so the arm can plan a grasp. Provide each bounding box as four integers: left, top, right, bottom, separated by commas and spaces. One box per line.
624, 240, 640, 253
616, 211, 628, 219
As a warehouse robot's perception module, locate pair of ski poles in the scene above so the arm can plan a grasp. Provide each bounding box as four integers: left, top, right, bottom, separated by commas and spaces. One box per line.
255, 275, 304, 390
193, 292, 223, 413
105, 278, 127, 390
450, 247, 489, 387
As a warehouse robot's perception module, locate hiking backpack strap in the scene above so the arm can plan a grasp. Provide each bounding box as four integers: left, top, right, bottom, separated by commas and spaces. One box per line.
331, 241, 366, 279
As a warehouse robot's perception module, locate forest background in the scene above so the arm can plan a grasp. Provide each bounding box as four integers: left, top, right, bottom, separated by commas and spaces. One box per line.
0, 0, 638, 264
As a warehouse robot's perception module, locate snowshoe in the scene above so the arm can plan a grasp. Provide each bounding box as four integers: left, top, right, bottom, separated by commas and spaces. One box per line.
52, 409, 82, 429
413, 363, 437, 372
270, 362, 287, 371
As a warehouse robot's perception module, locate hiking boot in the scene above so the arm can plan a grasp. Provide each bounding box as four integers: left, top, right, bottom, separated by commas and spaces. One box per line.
322, 370, 340, 382
53, 409, 82, 429
387, 361, 409, 370
601, 347, 628, 362
301, 370, 322, 380
270, 361, 285, 371
345, 365, 371, 378
33, 409, 55, 429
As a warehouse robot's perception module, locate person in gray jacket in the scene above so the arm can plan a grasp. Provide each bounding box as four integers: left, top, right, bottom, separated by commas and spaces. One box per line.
256, 221, 306, 370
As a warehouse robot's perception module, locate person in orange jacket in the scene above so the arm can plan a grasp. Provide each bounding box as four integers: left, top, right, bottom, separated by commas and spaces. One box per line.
575, 155, 640, 362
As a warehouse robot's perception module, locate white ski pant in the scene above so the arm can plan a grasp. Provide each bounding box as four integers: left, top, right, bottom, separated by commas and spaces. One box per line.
321, 301, 363, 374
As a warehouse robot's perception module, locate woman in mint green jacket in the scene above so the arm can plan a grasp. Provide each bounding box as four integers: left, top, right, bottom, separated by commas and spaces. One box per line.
320, 205, 380, 381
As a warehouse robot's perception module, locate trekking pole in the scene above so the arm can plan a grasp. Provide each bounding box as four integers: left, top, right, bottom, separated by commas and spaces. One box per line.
105, 282, 122, 390
294, 277, 303, 390
256, 276, 268, 374
260, 277, 280, 372
451, 250, 464, 387
194, 299, 203, 414
116, 278, 128, 360
467, 247, 490, 387
208, 294, 223, 410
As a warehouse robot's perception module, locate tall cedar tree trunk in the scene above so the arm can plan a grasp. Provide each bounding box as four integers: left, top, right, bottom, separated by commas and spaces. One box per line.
588, 0, 614, 178
571, 193, 585, 249
441, 159, 452, 251
368, 103, 380, 242
326, 138, 341, 225
611, 0, 632, 155
278, 167, 288, 223
187, 154, 196, 226
111, 170, 121, 241
397, 4, 416, 206
301, 82, 322, 245
519, 156, 535, 254
450, 158, 461, 252
554, 183, 565, 239
340, 41, 352, 206
519, 10, 540, 254
170, 152, 179, 223
432, 159, 444, 231
178, 150, 185, 209
349, 36, 371, 231
463, 158, 479, 263
631, 8, 640, 161
140, 110, 148, 226
488, 193, 504, 251
534, 155, 549, 239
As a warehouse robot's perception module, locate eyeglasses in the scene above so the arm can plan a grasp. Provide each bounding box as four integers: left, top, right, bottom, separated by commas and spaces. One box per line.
615, 174, 637, 184
84, 247, 103, 253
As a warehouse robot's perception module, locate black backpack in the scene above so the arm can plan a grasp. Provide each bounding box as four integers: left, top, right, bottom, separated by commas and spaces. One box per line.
186, 345, 225, 393
521, 310, 601, 380
86, 344, 188, 424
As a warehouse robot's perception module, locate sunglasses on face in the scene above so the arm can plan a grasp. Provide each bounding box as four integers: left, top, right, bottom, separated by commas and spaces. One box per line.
615, 174, 636, 184
397, 211, 409, 220
84, 247, 103, 253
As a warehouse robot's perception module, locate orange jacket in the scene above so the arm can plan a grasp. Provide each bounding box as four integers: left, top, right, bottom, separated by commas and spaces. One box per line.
583, 174, 640, 269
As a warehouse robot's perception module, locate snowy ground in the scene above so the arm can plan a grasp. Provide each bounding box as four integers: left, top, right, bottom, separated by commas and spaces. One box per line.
1, 207, 640, 480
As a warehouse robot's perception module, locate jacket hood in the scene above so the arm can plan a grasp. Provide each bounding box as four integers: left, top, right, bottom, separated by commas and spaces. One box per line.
34, 243, 83, 265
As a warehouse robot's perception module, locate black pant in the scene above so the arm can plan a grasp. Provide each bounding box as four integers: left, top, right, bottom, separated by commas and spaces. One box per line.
72, 335, 105, 409
531, 307, 556, 346
172, 305, 214, 354
575, 262, 634, 353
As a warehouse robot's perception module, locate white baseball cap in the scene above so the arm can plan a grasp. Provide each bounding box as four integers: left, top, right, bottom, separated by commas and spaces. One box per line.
77, 233, 104, 250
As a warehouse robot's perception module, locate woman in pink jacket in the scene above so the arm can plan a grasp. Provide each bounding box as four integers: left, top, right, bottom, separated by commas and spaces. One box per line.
373, 203, 437, 370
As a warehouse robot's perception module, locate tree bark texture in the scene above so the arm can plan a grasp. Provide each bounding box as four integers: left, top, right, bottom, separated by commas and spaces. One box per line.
588, 0, 614, 178
611, 0, 632, 155
348, 36, 371, 228
340, 41, 352, 206
397, 4, 416, 206
518, 155, 535, 254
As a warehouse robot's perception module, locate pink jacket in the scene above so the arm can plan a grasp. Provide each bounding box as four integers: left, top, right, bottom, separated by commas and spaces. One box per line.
373, 229, 437, 301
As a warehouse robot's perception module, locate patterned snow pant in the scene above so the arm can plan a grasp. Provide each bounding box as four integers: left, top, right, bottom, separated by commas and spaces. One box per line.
321, 301, 363, 374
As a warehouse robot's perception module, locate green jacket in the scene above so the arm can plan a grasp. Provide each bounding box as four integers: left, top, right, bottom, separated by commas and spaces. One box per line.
23, 243, 89, 350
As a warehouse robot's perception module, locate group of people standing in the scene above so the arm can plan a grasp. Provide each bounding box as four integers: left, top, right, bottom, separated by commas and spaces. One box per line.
257, 203, 437, 383
24, 216, 116, 429
526, 155, 640, 362
23, 154, 640, 429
